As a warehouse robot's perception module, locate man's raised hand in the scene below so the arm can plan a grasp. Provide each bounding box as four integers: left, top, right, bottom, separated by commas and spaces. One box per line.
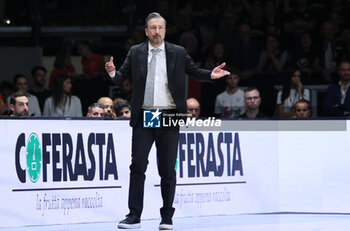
210, 62, 231, 79
105, 56, 116, 76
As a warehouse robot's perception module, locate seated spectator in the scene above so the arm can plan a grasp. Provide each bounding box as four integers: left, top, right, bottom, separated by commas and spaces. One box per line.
97, 97, 116, 118
215, 66, 245, 118
246, 0, 265, 39
43, 75, 82, 117
187, 98, 200, 118
314, 22, 347, 83
204, 42, 226, 70
86, 103, 105, 117
229, 23, 262, 81
49, 51, 76, 89
239, 87, 267, 118
255, 34, 288, 75
323, 60, 350, 116
9, 92, 29, 116
77, 40, 105, 77
276, 68, 310, 118
7, 74, 41, 116
289, 32, 319, 84
294, 99, 312, 118
284, 0, 316, 38
28, 66, 52, 112
114, 99, 131, 118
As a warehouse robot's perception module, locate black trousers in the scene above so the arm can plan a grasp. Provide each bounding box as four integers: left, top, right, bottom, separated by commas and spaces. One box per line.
128, 112, 179, 218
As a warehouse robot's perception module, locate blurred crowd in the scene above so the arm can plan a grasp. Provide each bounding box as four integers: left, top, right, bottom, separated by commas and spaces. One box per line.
1, 0, 350, 119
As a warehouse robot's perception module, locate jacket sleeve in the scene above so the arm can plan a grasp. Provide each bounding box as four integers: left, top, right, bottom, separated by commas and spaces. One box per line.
185, 52, 212, 82
113, 49, 132, 85
323, 86, 344, 116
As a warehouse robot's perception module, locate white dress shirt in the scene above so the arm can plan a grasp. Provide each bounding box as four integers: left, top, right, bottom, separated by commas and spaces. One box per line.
146, 42, 175, 109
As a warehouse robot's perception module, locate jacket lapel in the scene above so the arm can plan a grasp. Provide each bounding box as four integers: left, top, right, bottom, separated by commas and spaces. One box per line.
165, 42, 176, 83
139, 42, 148, 82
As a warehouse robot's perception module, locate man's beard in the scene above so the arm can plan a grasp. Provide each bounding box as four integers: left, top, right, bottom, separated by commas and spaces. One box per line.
150, 37, 163, 45
15, 111, 29, 116
105, 112, 113, 118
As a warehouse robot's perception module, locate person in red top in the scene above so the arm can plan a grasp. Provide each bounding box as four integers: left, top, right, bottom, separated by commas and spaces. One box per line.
0, 94, 7, 115
76, 40, 105, 77
49, 52, 76, 89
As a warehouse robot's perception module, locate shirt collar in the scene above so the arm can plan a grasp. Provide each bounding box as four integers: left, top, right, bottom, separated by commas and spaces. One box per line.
148, 42, 165, 52
338, 81, 350, 90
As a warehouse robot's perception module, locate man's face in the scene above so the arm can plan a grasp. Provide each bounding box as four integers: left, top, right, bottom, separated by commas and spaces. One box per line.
34, 69, 46, 87
226, 74, 240, 88
338, 62, 350, 82
145, 17, 166, 46
118, 107, 131, 118
16, 77, 28, 94
88, 107, 105, 117
295, 102, 311, 118
11, 96, 29, 116
187, 99, 200, 118
100, 98, 114, 117
244, 90, 261, 110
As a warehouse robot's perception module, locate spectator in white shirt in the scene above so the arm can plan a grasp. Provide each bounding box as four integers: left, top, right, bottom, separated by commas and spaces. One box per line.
215, 66, 246, 118
43, 75, 82, 117
276, 68, 310, 118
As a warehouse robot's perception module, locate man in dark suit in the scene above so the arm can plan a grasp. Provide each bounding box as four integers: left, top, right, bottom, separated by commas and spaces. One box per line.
323, 59, 350, 116
105, 12, 230, 230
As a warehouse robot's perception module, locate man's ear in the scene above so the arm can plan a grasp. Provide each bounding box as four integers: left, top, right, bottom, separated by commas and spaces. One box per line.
10, 104, 15, 113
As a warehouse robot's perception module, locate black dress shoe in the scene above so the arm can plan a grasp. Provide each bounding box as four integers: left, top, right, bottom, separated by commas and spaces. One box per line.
159, 217, 173, 230
118, 215, 141, 229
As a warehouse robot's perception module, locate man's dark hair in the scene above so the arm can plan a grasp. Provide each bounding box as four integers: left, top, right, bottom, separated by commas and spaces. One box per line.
10, 92, 28, 106
145, 12, 166, 28
88, 103, 105, 113
337, 58, 350, 67
114, 99, 130, 115
245, 87, 260, 94
31, 66, 47, 77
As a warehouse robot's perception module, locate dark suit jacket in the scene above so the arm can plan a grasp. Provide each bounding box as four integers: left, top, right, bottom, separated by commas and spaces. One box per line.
114, 41, 212, 127
323, 83, 350, 116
